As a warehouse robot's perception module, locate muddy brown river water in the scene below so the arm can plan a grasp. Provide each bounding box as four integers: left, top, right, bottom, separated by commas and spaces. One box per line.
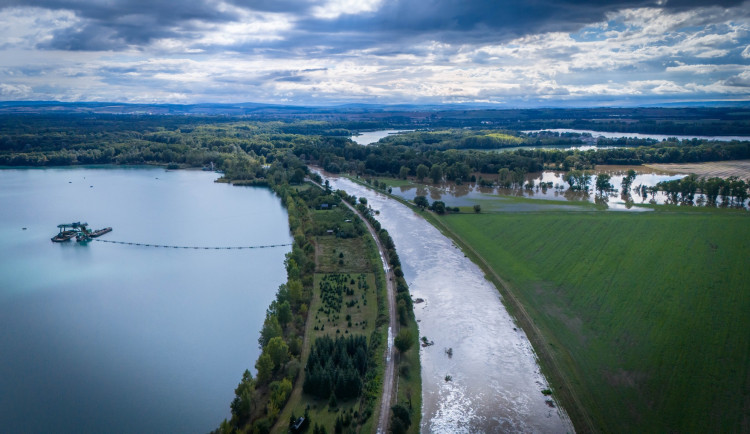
321, 172, 574, 433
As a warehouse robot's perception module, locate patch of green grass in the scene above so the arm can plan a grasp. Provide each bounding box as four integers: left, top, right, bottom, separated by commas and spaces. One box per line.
315, 236, 373, 273
310, 273, 378, 341
439, 210, 750, 433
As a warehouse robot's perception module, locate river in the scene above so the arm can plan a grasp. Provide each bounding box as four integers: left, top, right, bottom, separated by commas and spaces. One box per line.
0, 166, 291, 433
320, 172, 573, 433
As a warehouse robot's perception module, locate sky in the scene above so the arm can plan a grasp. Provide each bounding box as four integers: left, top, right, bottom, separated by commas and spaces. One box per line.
0, 0, 748, 106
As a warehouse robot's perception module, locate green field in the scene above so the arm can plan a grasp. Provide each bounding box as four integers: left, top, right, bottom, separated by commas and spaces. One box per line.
439, 209, 750, 433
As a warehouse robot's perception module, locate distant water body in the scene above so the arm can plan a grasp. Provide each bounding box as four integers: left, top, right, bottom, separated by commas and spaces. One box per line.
526, 128, 750, 142
0, 167, 291, 433
350, 130, 412, 145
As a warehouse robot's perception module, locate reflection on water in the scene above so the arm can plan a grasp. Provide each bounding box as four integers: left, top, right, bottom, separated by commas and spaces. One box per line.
319, 170, 574, 433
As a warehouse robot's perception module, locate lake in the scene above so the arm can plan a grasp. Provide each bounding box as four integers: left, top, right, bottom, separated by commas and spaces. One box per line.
0, 167, 291, 433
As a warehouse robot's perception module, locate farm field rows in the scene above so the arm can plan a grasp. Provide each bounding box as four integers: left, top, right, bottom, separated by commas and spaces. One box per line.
439, 209, 750, 433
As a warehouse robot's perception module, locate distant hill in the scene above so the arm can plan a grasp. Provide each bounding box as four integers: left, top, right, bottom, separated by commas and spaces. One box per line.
2, 100, 747, 117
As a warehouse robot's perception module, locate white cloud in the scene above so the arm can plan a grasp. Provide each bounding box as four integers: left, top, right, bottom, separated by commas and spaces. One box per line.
0, 82, 31, 97
312, 0, 383, 20
0, 7, 78, 49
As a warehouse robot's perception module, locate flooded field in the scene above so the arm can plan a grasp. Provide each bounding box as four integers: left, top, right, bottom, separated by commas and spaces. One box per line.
319, 170, 574, 433
387, 166, 686, 211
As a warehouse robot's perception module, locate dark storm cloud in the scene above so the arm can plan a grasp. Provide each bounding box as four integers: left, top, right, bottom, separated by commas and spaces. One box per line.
3, 0, 748, 52
2, 0, 235, 50
296, 0, 747, 46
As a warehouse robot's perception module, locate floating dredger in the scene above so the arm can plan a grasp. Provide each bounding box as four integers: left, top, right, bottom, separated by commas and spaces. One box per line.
51, 222, 112, 243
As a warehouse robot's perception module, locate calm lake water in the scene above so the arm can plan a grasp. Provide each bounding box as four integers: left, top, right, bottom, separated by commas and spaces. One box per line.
319, 170, 573, 433
0, 167, 291, 433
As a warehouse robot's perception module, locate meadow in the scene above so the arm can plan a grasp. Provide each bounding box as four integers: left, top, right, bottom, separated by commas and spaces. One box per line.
439, 208, 750, 433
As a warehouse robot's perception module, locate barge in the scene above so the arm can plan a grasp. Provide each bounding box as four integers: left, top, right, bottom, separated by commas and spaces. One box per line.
51, 222, 112, 243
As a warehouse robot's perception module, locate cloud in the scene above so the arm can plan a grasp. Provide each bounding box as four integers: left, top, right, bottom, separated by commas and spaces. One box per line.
724, 69, 750, 87
0, 83, 32, 97
0, 0, 749, 104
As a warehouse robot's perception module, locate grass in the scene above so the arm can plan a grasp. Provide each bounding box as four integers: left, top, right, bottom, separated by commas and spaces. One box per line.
315, 236, 373, 273
437, 209, 750, 433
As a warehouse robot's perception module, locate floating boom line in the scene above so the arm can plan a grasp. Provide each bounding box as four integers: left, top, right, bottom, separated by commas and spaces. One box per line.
93, 239, 292, 250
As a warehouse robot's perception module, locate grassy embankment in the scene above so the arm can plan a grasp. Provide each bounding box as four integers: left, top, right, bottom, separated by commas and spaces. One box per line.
437, 207, 750, 433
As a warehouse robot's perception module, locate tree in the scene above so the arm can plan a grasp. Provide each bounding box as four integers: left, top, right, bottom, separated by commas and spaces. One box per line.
259, 314, 283, 348
394, 329, 413, 353
512, 167, 527, 188
399, 166, 410, 179
473, 204, 481, 213
621, 169, 637, 195
231, 370, 256, 424
290, 168, 305, 184
415, 164, 429, 181
358, 196, 367, 205
414, 195, 429, 209
270, 378, 292, 409
390, 404, 411, 434
255, 353, 274, 383
277, 301, 292, 327
431, 200, 446, 214
430, 164, 443, 183
595, 173, 613, 195
498, 168, 512, 187
266, 336, 290, 369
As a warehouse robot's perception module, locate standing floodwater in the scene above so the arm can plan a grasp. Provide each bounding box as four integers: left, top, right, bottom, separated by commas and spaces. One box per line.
323, 173, 573, 433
